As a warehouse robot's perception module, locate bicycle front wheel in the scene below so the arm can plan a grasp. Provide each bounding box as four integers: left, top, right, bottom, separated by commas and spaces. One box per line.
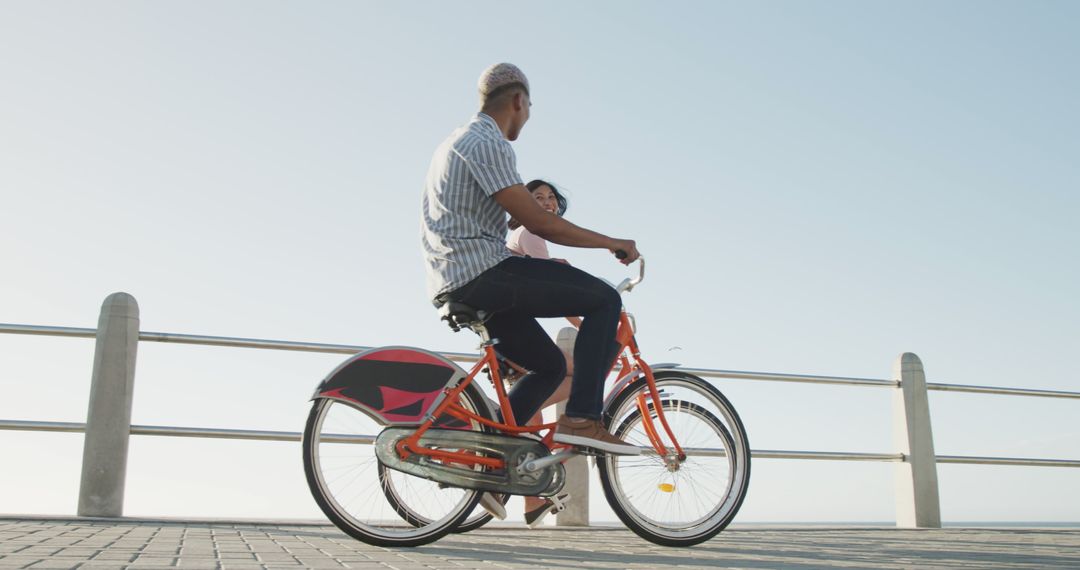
598, 371, 751, 546
302, 390, 487, 547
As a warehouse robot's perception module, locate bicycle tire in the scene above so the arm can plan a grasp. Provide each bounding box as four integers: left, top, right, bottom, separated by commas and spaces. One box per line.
302, 382, 492, 547
598, 371, 751, 546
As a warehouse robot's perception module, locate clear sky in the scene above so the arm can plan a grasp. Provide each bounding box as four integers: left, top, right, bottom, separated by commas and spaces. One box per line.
2, 1, 1078, 524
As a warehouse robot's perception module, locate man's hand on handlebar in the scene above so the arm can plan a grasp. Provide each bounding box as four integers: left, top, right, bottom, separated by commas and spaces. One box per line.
610, 239, 640, 265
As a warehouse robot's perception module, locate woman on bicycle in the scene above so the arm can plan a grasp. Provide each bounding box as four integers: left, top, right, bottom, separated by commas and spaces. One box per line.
504, 178, 580, 526
507, 179, 582, 329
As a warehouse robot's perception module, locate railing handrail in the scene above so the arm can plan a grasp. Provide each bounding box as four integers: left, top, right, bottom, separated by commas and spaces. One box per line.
4, 322, 1078, 399
925, 382, 1080, 400
4, 416, 1075, 470
677, 367, 897, 389
5, 419, 1079, 469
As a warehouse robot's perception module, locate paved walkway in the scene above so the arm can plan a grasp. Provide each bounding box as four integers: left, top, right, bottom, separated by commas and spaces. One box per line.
2, 517, 1079, 569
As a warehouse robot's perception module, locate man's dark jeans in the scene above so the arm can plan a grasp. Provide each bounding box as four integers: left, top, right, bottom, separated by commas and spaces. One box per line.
443, 256, 622, 422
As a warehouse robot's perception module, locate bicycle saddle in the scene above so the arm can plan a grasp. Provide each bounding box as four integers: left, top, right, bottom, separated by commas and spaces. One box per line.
437, 301, 488, 332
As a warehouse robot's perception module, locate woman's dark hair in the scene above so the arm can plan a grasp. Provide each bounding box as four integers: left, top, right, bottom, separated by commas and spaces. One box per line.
526, 179, 568, 216
509, 179, 568, 230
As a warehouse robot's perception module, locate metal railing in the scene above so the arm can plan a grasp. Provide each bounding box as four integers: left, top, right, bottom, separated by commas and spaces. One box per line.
6, 366, 1076, 468
3, 296, 1080, 526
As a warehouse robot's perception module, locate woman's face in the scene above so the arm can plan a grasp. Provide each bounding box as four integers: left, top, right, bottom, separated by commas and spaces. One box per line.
531, 185, 559, 215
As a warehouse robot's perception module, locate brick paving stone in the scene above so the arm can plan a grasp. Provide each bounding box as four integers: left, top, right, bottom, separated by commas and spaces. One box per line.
0, 558, 40, 569
11, 548, 61, 558
52, 548, 104, 558
173, 558, 217, 566
130, 556, 181, 566
296, 561, 344, 569
214, 546, 251, 553
254, 554, 296, 562
88, 552, 136, 562
215, 553, 257, 561
25, 562, 85, 569
279, 550, 321, 559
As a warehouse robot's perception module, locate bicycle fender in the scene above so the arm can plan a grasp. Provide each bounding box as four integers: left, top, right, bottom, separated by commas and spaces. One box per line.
603, 363, 682, 412
312, 346, 485, 426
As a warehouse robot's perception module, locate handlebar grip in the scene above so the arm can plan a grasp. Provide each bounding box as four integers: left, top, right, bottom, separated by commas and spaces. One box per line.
614, 250, 628, 260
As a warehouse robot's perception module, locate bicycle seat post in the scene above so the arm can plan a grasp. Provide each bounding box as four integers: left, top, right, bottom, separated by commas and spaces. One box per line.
438, 301, 498, 348
475, 323, 498, 348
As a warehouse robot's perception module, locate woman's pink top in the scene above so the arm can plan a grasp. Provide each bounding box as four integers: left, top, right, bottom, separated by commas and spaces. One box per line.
506, 226, 550, 259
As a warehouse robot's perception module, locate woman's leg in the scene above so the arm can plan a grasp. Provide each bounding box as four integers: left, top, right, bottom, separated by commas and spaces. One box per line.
524, 327, 576, 515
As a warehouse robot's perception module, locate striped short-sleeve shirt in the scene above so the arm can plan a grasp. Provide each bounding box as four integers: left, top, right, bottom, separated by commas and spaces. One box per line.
421, 113, 523, 302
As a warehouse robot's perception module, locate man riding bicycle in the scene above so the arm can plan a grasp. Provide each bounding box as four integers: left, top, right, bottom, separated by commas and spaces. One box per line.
420, 63, 640, 459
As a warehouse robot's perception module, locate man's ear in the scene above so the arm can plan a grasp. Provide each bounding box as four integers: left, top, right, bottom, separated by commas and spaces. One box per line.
512, 91, 526, 111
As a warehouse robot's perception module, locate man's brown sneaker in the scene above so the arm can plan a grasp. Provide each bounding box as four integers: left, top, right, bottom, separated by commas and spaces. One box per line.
552, 415, 640, 455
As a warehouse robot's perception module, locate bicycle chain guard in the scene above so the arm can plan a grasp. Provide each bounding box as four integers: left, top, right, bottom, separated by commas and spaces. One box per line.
375, 427, 565, 497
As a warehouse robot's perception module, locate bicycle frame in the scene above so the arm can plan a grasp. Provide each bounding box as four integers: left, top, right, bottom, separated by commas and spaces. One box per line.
395, 305, 687, 473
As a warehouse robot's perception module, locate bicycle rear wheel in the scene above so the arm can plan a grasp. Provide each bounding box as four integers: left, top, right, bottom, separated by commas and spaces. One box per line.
303, 384, 491, 547
598, 371, 750, 546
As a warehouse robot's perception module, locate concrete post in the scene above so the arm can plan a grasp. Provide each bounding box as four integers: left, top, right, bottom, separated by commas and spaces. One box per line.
554, 326, 589, 526
892, 352, 941, 528
78, 293, 140, 517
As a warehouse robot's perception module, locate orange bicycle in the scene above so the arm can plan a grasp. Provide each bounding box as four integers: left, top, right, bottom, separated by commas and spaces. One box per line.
302, 259, 751, 547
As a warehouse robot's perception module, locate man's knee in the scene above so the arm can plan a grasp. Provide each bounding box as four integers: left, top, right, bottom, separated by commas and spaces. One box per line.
532, 342, 567, 380
596, 281, 622, 314
607, 283, 622, 307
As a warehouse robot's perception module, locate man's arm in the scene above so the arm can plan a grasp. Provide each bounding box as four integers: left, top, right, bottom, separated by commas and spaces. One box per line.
493, 184, 640, 263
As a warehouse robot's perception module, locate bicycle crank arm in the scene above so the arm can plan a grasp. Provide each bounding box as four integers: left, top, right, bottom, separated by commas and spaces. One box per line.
519, 449, 575, 474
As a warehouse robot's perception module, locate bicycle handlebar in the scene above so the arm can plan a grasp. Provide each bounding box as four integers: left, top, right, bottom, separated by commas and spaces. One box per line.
616, 257, 645, 294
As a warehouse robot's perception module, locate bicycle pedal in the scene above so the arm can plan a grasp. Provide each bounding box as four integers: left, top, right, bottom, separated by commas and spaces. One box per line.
549, 492, 571, 513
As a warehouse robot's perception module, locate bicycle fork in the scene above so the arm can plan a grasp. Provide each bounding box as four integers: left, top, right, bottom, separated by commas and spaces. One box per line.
634, 361, 688, 467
